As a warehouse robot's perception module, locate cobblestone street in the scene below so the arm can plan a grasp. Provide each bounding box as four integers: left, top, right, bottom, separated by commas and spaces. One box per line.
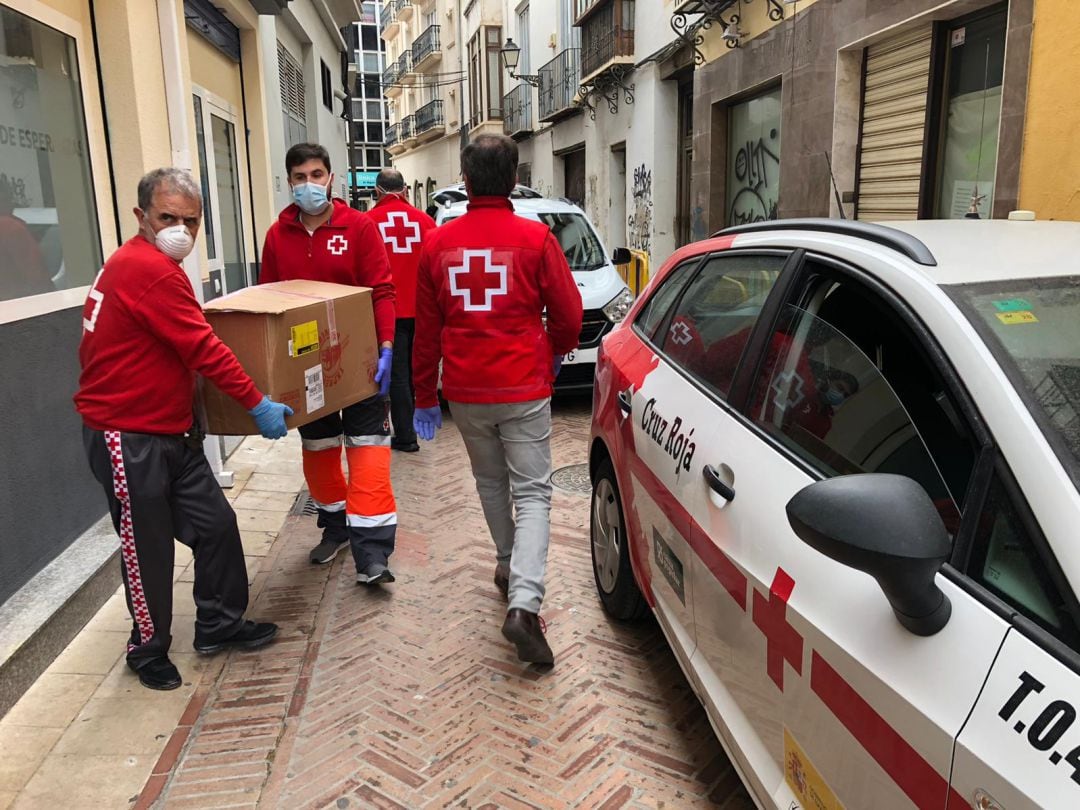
1, 398, 752, 809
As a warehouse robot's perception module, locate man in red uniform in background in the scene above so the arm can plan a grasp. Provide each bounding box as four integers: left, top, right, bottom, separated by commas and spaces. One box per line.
364, 168, 436, 452
76, 168, 287, 691
259, 144, 399, 584
412, 134, 583, 666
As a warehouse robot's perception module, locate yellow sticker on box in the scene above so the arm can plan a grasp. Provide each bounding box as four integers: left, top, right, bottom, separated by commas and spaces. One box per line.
784, 728, 844, 810
995, 311, 1039, 325
290, 320, 320, 357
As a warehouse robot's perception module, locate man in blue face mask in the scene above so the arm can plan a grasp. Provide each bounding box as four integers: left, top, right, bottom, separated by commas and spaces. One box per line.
259, 144, 400, 585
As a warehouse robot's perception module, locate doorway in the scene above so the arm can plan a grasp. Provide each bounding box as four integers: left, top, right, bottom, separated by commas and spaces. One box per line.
193, 87, 248, 301
610, 143, 626, 250
676, 76, 694, 246
562, 147, 586, 209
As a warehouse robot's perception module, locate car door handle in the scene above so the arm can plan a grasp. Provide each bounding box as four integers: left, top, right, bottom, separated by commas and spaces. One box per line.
703, 464, 735, 502
617, 389, 632, 414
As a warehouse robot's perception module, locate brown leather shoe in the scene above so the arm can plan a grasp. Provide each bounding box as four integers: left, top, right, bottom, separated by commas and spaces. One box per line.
494, 567, 509, 601
501, 608, 554, 666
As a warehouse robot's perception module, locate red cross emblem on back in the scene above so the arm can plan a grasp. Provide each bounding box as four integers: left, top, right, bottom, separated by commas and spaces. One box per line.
379, 211, 422, 254
448, 249, 507, 312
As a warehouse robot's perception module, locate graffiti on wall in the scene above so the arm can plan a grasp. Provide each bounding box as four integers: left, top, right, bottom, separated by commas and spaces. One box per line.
728, 128, 780, 225
627, 163, 653, 254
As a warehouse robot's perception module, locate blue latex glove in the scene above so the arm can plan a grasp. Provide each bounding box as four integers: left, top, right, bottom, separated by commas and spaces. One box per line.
248, 395, 293, 440
375, 347, 392, 397
553, 355, 564, 378
413, 406, 443, 441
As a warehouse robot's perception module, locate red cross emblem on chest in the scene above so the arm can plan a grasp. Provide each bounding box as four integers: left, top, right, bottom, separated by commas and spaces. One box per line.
327, 234, 348, 256
752, 567, 803, 691
378, 211, 421, 253
448, 249, 508, 312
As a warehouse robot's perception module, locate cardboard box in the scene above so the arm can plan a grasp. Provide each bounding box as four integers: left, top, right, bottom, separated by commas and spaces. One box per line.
200, 280, 379, 435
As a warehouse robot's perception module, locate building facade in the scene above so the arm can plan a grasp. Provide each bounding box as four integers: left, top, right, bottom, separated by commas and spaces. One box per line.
346, 1, 392, 209
0, 0, 359, 612
386, 0, 1078, 266
381, 0, 463, 207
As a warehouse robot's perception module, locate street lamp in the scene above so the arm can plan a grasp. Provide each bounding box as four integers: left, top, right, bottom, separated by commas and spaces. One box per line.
499, 37, 541, 87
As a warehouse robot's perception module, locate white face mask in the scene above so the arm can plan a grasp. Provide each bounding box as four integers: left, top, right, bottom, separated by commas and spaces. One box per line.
153, 224, 195, 261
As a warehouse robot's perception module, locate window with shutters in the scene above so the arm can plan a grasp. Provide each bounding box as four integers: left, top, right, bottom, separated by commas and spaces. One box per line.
278, 42, 308, 147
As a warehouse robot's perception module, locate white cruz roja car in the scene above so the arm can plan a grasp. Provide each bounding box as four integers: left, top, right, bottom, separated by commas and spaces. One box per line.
590, 215, 1080, 810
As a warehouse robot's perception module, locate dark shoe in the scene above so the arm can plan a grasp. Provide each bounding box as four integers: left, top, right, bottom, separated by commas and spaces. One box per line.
501, 609, 554, 666
128, 657, 182, 691
392, 442, 420, 453
356, 563, 396, 585
194, 621, 278, 655
494, 567, 509, 601
309, 537, 349, 565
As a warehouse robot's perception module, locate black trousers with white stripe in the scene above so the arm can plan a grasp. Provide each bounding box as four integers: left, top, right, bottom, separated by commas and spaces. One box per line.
83, 428, 248, 666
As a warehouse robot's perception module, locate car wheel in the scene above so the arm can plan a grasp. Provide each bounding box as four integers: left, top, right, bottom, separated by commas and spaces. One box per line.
591, 458, 647, 621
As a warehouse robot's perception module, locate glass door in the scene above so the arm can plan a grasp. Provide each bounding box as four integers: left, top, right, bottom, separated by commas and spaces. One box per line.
192, 87, 248, 300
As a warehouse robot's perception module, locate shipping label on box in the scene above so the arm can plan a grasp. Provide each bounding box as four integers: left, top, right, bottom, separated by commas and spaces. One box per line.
199, 280, 379, 435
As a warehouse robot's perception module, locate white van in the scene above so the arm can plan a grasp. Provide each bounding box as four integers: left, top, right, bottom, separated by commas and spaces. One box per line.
435, 195, 634, 391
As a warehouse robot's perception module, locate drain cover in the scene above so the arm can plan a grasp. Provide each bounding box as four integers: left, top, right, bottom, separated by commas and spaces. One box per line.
551, 464, 591, 495
291, 488, 319, 516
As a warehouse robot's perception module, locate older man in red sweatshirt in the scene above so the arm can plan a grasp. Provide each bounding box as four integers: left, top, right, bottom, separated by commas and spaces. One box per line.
412, 134, 583, 666
364, 168, 436, 452
259, 143, 399, 585
76, 168, 286, 691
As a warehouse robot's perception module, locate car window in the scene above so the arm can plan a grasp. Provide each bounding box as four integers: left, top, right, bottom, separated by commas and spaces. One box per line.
535, 213, 606, 271
970, 470, 1079, 645
634, 259, 699, 342
749, 304, 963, 533
659, 254, 784, 398
945, 277, 1080, 491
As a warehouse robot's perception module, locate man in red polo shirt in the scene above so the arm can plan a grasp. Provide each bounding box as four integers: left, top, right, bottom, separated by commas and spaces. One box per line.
76, 168, 286, 691
260, 143, 399, 585
365, 168, 436, 452
412, 134, 583, 666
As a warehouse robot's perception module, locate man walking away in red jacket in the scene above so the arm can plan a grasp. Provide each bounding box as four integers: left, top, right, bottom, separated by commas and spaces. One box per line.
76, 168, 287, 691
365, 169, 436, 453
412, 135, 584, 667
260, 144, 399, 585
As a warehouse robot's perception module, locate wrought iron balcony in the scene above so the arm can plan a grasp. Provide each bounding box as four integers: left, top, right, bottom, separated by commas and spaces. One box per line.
503, 84, 533, 138
414, 99, 444, 138
385, 122, 400, 147
400, 115, 415, 143
537, 48, 580, 123
411, 25, 441, 70
395, 49, 414, 84
382, 60, 401, 96
579, 0, 635, 80
380, 0, 401, 39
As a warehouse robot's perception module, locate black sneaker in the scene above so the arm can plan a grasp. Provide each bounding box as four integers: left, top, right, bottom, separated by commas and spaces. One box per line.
194, 621, 278, 655
392, 442, 420, 453
309, 537, 349, 565
128, 657, 182, 691
356, 563, 396, 585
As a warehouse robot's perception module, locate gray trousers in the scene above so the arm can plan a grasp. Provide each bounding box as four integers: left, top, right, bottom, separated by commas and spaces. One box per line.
449, 398, 552, 614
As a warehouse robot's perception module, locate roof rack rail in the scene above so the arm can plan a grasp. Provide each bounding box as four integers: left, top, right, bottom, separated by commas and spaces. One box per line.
713, 218, 937, 267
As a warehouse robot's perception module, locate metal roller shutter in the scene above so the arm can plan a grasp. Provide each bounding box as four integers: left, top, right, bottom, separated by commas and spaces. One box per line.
855, 26, 933, 221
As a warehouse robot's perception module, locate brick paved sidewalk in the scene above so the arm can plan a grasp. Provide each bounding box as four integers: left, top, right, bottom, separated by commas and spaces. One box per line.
153, 399, 750, 809
1, 400, 753, 809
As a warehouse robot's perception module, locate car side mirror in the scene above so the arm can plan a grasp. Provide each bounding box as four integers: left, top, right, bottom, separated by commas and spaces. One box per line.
611, 247, 632, 265
785, 474, 952, 636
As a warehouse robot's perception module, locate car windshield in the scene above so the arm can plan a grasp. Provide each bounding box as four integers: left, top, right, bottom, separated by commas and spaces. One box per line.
439, 211, 608, 271
946, 276, 1080, 486
535, 213, 607, 271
